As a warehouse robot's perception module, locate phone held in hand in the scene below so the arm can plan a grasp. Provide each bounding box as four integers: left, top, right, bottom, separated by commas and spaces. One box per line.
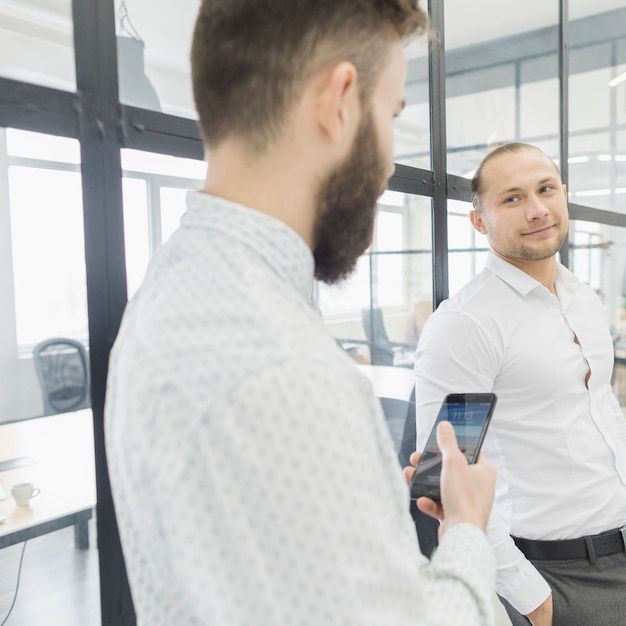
409, 392, 497, 502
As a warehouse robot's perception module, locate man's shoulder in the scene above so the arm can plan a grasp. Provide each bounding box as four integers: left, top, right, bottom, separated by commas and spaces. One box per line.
437, 268, 503, 316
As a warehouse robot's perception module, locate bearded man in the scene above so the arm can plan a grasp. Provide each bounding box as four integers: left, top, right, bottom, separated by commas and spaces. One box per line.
104, 1, 498, 625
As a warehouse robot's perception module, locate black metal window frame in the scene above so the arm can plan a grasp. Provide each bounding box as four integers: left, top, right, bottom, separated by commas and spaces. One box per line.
1, 0, 626, 623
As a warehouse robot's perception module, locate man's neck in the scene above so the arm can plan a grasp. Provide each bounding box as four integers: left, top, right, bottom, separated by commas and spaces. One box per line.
492, 250, 559, 294
202, 140, 318, 248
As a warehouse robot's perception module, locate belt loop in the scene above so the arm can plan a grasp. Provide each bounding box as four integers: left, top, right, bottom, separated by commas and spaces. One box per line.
584, 536, 597, 564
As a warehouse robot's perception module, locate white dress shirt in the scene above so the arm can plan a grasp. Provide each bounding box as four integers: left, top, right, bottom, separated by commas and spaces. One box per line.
414, 252, 626, 614
105, 191, 496, 626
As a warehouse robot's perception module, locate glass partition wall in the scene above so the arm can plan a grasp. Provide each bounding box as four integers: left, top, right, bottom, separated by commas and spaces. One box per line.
1, 0, 626, 624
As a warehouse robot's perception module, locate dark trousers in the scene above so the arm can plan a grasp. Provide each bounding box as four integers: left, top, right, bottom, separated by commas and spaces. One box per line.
499, 551, 626, 626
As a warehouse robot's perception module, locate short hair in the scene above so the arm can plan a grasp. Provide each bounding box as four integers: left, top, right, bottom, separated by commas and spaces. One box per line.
471, 142, 561, 211
191, 0, 427, 152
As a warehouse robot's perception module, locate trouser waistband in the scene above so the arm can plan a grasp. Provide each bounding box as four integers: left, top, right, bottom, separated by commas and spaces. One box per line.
512, 525, 626, 561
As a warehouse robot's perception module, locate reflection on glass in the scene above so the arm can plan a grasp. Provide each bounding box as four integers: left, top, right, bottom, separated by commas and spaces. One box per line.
568, 2, 626, 212
0, 0, 75, 90
396, 36, 430, 168
121, 149, 205, 299
447, 200, 488, 297
319, 193, 432, 368
444, 0, 559, 177
115, 0, 198, 117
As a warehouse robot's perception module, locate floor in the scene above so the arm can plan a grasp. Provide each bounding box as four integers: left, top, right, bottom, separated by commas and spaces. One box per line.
0, 520, 100, 625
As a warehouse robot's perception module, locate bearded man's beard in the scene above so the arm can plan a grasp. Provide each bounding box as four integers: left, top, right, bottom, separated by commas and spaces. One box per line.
313, 111, 388, 284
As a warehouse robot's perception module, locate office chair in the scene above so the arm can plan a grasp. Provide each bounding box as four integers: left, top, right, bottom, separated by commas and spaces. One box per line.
361, 306, 416, 368
32, 338, 91, 415
397, 386, 440, 559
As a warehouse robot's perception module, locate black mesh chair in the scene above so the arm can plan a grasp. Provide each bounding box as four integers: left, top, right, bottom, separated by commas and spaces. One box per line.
32, 338, 91, 415
362, 306, 416, 368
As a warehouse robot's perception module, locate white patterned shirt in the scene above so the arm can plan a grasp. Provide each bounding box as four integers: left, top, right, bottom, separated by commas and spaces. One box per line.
415, 252, 626, 614
105, 191, 495, 626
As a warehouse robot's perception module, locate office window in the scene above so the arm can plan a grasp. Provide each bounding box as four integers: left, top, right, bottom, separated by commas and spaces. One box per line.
396, 35, 430, 169
568, 5, 626, 212
444, 0, 559, 177
319, 192, 432, 367
2, 129, 87, 355
0, 126, 99, 624
121, 149, 206, 298
447, 200, 489, 297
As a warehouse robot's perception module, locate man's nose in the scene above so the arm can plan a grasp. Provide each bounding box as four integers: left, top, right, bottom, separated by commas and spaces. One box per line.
526, 195, 550, 220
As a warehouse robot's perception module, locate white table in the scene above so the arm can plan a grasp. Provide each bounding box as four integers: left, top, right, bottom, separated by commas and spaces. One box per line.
0, 410, 96, 549
355, 364, 415, 401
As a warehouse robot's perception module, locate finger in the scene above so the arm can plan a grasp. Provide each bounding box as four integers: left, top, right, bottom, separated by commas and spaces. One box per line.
409, 450, 421, 466
403, 466, 415, 483
416, 497, 443, 521
436, 421, 460, 460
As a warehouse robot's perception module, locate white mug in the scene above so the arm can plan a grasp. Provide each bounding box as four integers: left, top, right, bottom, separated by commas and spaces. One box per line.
11, 482, 41, 507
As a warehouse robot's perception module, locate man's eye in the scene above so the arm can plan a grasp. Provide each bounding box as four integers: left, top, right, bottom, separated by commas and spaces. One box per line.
540, 186, 553, 193
504, 196, 519, 204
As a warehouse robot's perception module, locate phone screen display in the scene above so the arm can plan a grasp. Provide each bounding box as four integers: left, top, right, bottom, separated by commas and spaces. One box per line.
409, 393, 496, 501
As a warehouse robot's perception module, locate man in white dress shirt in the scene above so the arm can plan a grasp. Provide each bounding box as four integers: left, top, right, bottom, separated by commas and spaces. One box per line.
105, 1, 499, 625
414, 142, 626, 626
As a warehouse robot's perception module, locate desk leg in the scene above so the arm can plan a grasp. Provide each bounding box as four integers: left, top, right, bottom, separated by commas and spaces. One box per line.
74, 518, 90, 550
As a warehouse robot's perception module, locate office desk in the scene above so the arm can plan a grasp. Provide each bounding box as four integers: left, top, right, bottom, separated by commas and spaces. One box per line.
0, 410, 96, 549
355, 364, 415, 401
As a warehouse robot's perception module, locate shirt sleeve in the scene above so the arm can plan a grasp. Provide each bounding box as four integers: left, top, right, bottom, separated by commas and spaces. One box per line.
414, 311, 551, 616
160, 357, 497, 626
485, 510, 552, 615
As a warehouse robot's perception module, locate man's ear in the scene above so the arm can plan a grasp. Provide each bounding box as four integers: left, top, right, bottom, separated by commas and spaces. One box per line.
469, 209, 488, 235
562, 183, 568, 199
316, 61, 359, 145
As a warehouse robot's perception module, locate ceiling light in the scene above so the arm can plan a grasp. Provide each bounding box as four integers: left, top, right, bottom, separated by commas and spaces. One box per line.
575, 189, 611, 197
609, 71, 626, 87
568, 156, 589, 164
598, 154, 612, 161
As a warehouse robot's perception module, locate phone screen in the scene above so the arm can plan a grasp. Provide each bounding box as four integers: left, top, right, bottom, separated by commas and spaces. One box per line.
409, 393, 497, 501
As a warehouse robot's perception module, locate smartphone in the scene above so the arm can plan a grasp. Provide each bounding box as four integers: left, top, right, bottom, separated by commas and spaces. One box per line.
409, 392, 497, 501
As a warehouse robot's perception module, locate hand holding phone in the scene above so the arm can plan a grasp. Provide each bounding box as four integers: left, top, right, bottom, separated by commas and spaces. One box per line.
415, 420, 496, 535
409, 393, 497, 502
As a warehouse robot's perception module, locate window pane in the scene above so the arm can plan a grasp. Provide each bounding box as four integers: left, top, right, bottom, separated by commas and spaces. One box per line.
396, 36, 430, 168
0, 0, 75, 90
121, 149, 205, 297
122, 177, 150, 300
444, 0, 559, 177
320, 193, 432, 368
115, 0, 198, 117
0, 127, 99, 624
568, 3, 626, 212
447, 200, 489, 297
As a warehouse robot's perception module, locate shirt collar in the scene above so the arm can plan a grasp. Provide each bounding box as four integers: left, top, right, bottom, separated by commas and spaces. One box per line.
485, 252, 580, 299
184, 191, 315, 301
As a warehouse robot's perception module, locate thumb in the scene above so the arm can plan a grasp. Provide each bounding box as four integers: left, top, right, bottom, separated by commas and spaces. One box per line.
436, 421, 458, 459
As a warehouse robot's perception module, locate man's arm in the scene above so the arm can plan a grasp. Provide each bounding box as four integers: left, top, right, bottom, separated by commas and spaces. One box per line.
414, 311, 552, 619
